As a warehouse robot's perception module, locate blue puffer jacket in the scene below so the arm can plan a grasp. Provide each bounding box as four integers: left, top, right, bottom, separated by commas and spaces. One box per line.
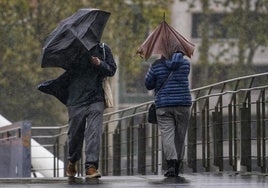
145, 52, 192, 108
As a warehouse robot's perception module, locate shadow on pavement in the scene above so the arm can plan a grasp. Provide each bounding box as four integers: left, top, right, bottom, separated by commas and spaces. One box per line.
150, 176, 190, 185
68, 177, 103, 185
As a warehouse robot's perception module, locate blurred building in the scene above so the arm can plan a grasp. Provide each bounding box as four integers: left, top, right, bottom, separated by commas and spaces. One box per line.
121, 0, 268, 105
171, 0, 268, 65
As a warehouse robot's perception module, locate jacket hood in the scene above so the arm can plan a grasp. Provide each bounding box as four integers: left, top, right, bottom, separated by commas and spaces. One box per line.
165, 52, 185, 70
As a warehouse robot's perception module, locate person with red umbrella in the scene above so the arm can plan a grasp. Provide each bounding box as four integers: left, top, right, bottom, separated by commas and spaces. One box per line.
137, 20, 194, 177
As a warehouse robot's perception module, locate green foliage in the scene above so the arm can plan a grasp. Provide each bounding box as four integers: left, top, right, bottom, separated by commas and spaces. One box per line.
0, 0, 83, 125
0, 0, 172, 125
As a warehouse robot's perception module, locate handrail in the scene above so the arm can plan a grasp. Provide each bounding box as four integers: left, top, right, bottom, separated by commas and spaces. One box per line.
30, 72, 268, 176
193, 85, 268, 102
191, 72, 268, 92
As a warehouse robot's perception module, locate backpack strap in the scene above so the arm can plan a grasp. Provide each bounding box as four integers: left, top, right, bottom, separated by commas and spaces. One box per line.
100, 43, 106, 60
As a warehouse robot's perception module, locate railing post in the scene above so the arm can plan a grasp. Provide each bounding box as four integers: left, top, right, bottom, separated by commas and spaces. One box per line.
127, 124, 131, 175
80, 146, 84, 176
240, 102, 251, 171
233, 94, 238, 171
201, 100, 210, 171
161, 148, 166, 174
130, 118, 134, 175
138, 124, 146, 175
155, 125, 159, 175
151, 123, 159, 174
64, 141, 68, 177
101, 132, 105, 175
187, 102, 197, 172
101, 126, 109, 175
256, 89, 266, 173
261, 90, 266, 173
201, 108, 206, 170
53, 141, 56, 177
256, 100, 261, 169
113, 127, 121, 176
213, 106, 223, 171
228, 103, 234, 170
53, 138, 60, 177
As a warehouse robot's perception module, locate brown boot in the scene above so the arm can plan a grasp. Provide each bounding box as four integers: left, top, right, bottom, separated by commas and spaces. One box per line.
66, 161, 77, 177
86, 165, 101, 178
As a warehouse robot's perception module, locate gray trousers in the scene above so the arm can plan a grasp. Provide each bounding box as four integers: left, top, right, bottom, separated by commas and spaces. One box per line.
67, 102, 104, 169
156, 106, 190, 161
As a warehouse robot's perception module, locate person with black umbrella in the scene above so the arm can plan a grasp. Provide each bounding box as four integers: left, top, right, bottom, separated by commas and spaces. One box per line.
65, 43, 116, 178
38, 9, 117, 178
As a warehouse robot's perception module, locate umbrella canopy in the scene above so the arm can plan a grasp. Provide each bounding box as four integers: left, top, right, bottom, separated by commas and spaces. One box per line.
38, 71, 70, 105
137, 21, 195, 60
41, 8, 110, 69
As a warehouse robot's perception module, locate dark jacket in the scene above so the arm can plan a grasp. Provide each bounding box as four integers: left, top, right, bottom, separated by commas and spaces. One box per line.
38, 43, 116, 106
145, 52, 192, 108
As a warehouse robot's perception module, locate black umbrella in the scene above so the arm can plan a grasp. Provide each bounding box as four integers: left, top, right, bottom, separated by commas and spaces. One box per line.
41, 8, 110, 69
38, 71, 70, 105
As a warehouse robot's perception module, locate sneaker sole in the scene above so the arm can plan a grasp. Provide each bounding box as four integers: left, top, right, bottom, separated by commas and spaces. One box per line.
66, 172, 77, 177
86, 173, 101, 178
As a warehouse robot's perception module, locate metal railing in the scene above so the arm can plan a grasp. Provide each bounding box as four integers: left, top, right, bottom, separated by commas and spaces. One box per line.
31, 72, 268, 176
188, 72, 268, 173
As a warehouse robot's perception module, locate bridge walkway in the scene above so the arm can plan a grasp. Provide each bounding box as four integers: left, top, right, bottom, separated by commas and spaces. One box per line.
0, 172, 267, 188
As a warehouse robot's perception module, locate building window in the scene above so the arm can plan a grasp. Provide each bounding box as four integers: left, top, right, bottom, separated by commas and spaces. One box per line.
192, 12, 267, 39
192, 13, 230, 39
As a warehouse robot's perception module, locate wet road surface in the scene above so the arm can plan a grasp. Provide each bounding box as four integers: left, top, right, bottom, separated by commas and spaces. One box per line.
0, 173, 267, 188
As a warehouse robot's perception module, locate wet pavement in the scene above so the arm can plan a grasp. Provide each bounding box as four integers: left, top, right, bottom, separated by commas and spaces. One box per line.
0, 173, 267, 188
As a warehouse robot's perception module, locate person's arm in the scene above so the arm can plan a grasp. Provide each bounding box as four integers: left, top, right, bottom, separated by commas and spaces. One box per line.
91, 45, 117, 77
145, 64, 156, 90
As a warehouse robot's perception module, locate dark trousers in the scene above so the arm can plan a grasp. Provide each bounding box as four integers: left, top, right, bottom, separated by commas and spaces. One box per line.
67, 102, 104, 169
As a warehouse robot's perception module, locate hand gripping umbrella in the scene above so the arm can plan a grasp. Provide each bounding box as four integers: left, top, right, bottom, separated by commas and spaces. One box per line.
41, 8, 110, 69
137, 21, 195, 60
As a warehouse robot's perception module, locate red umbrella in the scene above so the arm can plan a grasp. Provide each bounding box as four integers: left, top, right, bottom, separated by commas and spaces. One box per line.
137, 21, 195, 60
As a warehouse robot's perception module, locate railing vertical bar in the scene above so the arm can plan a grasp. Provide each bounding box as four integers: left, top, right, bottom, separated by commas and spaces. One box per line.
219, 96, 223, 171
113, 127, 121, 176
64, 142, 67, 177
241, 102, 252, 172
105, 125, 109, 175
53, 143, 56, 177
131, 116, 134, 175
261, 89, 266, 173
187, 102, 197, 172
233, 94, 238, 171
138, 123, 146, 175
256, 100, 261, 167
228, 103, 233, 168
57, 138, 59, 177
206, 100, 210, 171
127, 125, 131, 175
101, 132, 105, 175
155, 125, 159, 175
201, 108, 206, 169
151, 124, 156, 174
247, 91, 252, 172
